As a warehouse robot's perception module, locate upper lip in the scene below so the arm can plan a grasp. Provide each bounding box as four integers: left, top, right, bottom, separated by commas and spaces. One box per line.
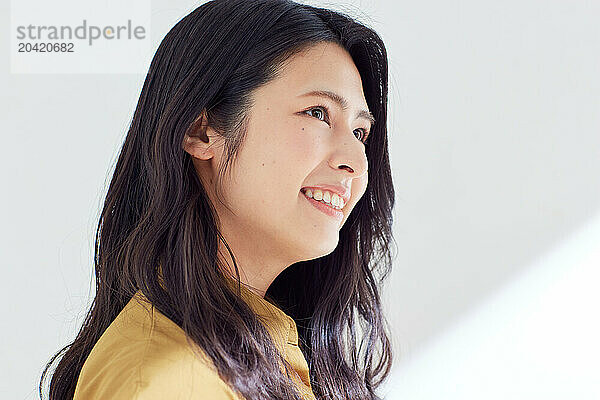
301, 184, 351, 204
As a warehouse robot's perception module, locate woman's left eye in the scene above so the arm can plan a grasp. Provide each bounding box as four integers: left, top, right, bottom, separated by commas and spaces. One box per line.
354, 128, 370, 143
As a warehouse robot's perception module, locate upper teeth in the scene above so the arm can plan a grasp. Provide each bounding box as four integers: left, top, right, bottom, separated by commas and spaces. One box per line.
302, 188, 346, 210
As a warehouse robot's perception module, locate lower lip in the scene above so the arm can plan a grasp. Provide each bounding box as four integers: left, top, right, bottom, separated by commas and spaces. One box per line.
301, 192, 344, 220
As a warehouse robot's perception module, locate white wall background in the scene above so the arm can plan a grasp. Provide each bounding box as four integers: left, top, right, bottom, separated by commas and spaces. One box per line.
1, 1, 598, 399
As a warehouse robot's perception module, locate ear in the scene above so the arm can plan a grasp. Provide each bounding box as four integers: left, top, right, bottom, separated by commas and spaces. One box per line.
182, 110, 220, 160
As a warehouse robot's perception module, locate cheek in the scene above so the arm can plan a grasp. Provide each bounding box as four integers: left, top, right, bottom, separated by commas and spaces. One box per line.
291, 125, 322, 157
275, 125, 320, 186
350, 175, 368, 205
270, 123, 318, 168
235, 120, 324, 198
233, 125, 313, 200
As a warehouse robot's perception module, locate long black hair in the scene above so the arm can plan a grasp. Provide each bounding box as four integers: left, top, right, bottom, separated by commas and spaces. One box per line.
40, 0, 396, 398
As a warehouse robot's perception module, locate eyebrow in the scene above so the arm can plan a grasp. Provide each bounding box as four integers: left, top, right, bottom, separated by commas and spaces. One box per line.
299, 90, 376, 127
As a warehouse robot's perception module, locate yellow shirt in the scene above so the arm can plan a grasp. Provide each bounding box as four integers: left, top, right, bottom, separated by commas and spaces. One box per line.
73, 278, 316, 399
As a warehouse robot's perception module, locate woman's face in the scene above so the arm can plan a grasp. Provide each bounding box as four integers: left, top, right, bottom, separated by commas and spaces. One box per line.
186, 41, 371, 290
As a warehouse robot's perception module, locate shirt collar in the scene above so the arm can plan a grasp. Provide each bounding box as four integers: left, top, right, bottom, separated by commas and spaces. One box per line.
222, 273, 298, 348
157, 264, 298, 347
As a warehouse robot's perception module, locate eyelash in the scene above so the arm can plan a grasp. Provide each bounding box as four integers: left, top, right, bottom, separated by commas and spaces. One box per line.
303, 104, 370, 144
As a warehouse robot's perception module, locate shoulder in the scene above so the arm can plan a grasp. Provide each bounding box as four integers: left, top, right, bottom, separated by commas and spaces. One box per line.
73, 292, 241, 400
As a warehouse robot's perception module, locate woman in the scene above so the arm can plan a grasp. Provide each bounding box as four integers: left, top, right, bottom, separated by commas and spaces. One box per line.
40, 0, 396, 398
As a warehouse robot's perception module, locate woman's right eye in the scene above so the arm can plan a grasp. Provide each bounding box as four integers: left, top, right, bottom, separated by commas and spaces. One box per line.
304, 105, 329, 123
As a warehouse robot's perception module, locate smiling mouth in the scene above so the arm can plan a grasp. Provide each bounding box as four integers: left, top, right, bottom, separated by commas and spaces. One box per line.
300, 190, 344, 220
300, 188, 346, 210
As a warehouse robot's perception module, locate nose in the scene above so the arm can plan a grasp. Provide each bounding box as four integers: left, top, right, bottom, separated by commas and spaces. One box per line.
328, 128, 369, 178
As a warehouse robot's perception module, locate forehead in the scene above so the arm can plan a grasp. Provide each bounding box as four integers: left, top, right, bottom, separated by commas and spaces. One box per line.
263, 42, 369, 109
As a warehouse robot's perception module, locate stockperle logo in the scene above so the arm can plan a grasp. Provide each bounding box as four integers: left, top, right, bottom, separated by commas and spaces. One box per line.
16, 19, 146, 46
